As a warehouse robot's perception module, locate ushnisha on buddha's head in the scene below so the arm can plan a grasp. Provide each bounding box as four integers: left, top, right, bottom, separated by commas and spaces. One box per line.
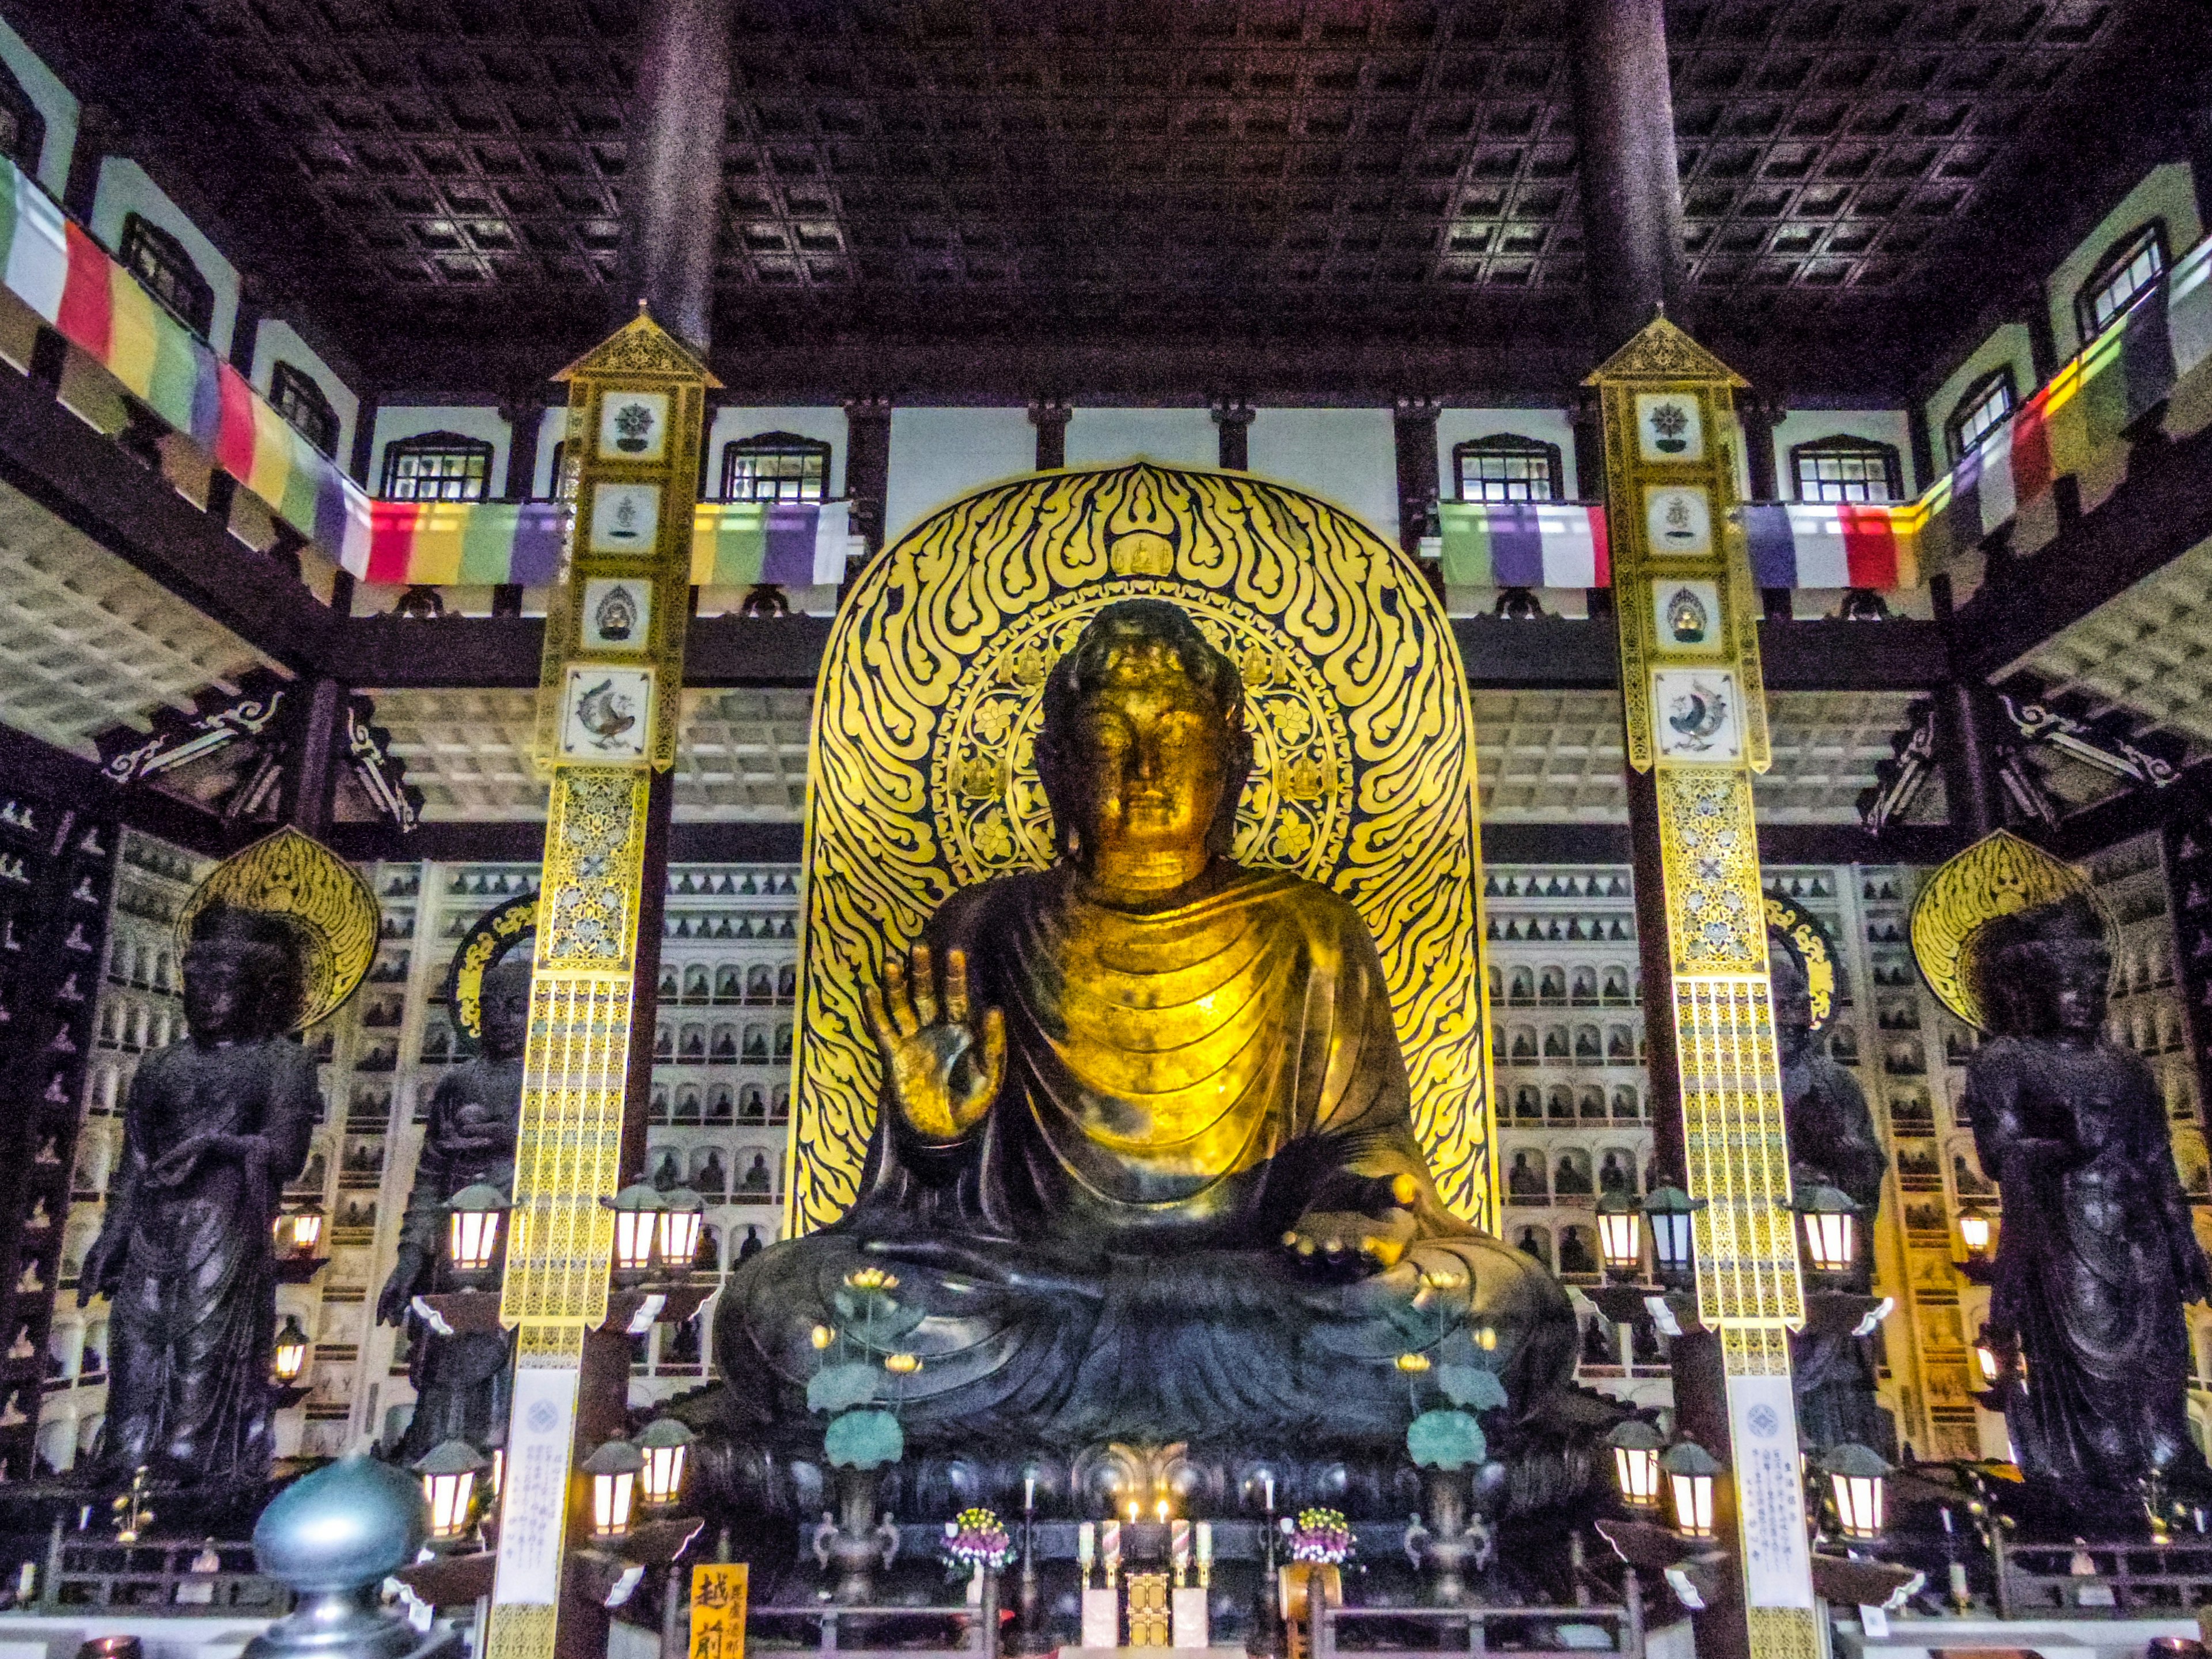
183, 904, 305, 1042
1035, 600, 1255, 904
1966, 893, 2113, 1042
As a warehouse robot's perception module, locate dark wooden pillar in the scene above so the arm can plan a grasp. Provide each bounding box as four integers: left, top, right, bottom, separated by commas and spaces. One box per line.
1929, 579, 2005, 841
279, 676, 345, 837
1211, 400, 1253, 471
1738, 396, 1781, 502
1391, 397, 1441, 559
1029, 399, 1070, 470
843, 397, 892, 554
617, 0, 735, 350
60, 105, 115, 221
502, 400, 546, 503
1567, 0, 1688, 353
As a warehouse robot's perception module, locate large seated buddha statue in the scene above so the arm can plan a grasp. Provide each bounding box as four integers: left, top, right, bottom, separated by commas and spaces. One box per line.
718, 600, 1576, 1452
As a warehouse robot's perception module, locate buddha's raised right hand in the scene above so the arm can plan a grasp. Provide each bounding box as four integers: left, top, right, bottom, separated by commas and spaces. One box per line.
863, 944, 1005, 1147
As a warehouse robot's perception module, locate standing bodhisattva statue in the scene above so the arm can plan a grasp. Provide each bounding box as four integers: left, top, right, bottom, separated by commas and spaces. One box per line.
721, 599, 1575, 1448
80, 906, 319, 1487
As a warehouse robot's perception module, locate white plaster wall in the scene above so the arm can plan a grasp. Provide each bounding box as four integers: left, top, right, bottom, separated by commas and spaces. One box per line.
372, 406, 513, 495
0, 15, 76, 197
89, 158, 240, 356
1246, 407, 1398, 539
249, 320, 360, 464
884, 407, 1036, 541
1435, 407, 1580, 499
1770, 409, 1919, 497
1065, 407, 1218, 469
707, 405, 846, 498
2048, 162, 2205, 358
1923, 323, 2036, 468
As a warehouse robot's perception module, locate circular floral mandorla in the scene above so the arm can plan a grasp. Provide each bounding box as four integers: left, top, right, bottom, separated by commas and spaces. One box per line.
1283, 1506, 1355, 1565
941, 1506, 1014, 1571
929, 580, 1352, 886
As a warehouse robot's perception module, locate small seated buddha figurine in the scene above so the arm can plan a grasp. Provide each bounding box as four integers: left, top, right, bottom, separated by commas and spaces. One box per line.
721, 600, 1575, 1449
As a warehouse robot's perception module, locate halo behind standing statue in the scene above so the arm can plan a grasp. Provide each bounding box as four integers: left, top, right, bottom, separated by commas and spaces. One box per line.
791, 461, 1494, 1234
175, 827, 380, 1031
444, 891, 540, 1048
1908, 828, 2112, 1031
1763, 886, 1839, 1036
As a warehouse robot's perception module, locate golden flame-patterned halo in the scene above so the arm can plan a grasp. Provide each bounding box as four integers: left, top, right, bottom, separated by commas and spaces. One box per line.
175, 827, 380, 1031
792, 462, 1492, 1233
444, 891, 538, 1044
1762, 887, 1838, 1036
1908, 828, 2106, 1031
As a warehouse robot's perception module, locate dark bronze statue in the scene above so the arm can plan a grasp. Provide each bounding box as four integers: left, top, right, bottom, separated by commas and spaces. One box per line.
1966, 895, 2211, 1513
79, 906, 319, 1488
719, 600, 1575, 1449
1770, 940, 1892, 1454
378, 955, 529, 1461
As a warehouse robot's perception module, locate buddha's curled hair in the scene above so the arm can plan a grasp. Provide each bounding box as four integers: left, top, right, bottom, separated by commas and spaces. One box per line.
1036, 599, 1253, 858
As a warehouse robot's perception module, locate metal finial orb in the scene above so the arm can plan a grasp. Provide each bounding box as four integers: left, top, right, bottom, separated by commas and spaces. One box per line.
253, 1453, 426, 1594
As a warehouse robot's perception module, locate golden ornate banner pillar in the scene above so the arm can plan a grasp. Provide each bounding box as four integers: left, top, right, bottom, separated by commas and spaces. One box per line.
486, 310, 714, 1659
1589, 317, 1819, 1659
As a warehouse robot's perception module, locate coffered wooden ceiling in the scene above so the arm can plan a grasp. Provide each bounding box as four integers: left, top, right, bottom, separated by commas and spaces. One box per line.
21, 0, 2181, 399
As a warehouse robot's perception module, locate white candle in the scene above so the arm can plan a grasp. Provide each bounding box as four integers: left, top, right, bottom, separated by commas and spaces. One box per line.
1024, 1472, 1036, 1513
1263, 1471, 1275, 1510
1078, 1522, 1094, 1584
1196, 1522, 1213, 1589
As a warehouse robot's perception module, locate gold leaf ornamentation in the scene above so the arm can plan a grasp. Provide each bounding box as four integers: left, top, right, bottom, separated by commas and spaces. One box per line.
176, 826, 379, 1031
1908, 828, 2105, 1031
791, 463, 1495, 1232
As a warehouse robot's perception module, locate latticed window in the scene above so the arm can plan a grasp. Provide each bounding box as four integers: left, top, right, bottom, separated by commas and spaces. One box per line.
269, 362, 339, 457
1453, 435, 1563, 503
2076, 222, 2166, 343
1791, 436, 1903, 503
721, 433, 830, 502
1945, 368, 2016, 463
118, 213, 213, 340
381, 431, 493, 501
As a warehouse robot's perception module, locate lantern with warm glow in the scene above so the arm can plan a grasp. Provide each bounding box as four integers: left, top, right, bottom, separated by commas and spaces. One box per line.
1607, 1419, 1665, 1508
1820, 1443, 1891, 1543
1958, 1203, 1995, 1263
603, 1184, 667, 1281
274, 1205, 324, 1259
1660, 1438, 1722, 1540
271, 1313, 310, 1384
1642, 1185, 1705, 1287
413, 1438, 490, 1544
445, 1183, 510, 1282
638, 1416, 695, 1507
656, 1187, 706, 1275
1789, 1181, 1861, 1277
1974, 1333, 2001, 1387
585, 1438, 643, 1539
1595, 1192, 1643, 1278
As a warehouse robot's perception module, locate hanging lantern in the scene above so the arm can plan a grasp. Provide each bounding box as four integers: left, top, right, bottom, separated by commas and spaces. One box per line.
1789, 1182, 1861, 1277
637, 1416, 696, 1507
1958, 1203, 1996, 1263
1974, 1332, 2001, 1387
445, 1183, 510, 1282
1594, 1192, 1643, 1278
1660, 1439, 1723, 1540
271, 1313, 310, 1384
585, 1440, 643, 1539
1820, 1444, 1891, 1543
1606, 1419, 1666, 1508
656, 1187, 706, 1275
412, 1438, 490, 1544
1642, 1185, 1706, 1286
603, 1184, 668, 1281
274, 1205, 324, 1259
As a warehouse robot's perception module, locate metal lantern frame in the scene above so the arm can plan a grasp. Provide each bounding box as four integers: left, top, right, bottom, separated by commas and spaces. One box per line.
1594, 1191, 1643, 1277
412, 1438, 491, 1544
271, 1313, 310, 1384
445, 1182, 510, 1281
637, 1416, 696, 1507
584, 1438, 644, 1539
1788, 1181, 1862, 1277
1819, 1442, 1892, 1543
1660, 1438, 1724, 1541
603, 1183, 668, 1279
1606, 1418, 1666, 1508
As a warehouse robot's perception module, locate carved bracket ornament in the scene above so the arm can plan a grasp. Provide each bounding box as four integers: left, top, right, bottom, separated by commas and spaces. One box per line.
93, 669, 423, 835
1997, 691, 2180, 791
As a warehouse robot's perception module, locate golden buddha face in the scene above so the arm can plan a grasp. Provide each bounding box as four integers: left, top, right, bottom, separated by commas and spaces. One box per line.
1062, 642, 1231, 900
1039, 600, 1250, 904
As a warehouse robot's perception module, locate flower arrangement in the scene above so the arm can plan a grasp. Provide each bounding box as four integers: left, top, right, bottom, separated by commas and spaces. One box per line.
1283, 1506, 1354, 1565
941, 1506, 1013, 1571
